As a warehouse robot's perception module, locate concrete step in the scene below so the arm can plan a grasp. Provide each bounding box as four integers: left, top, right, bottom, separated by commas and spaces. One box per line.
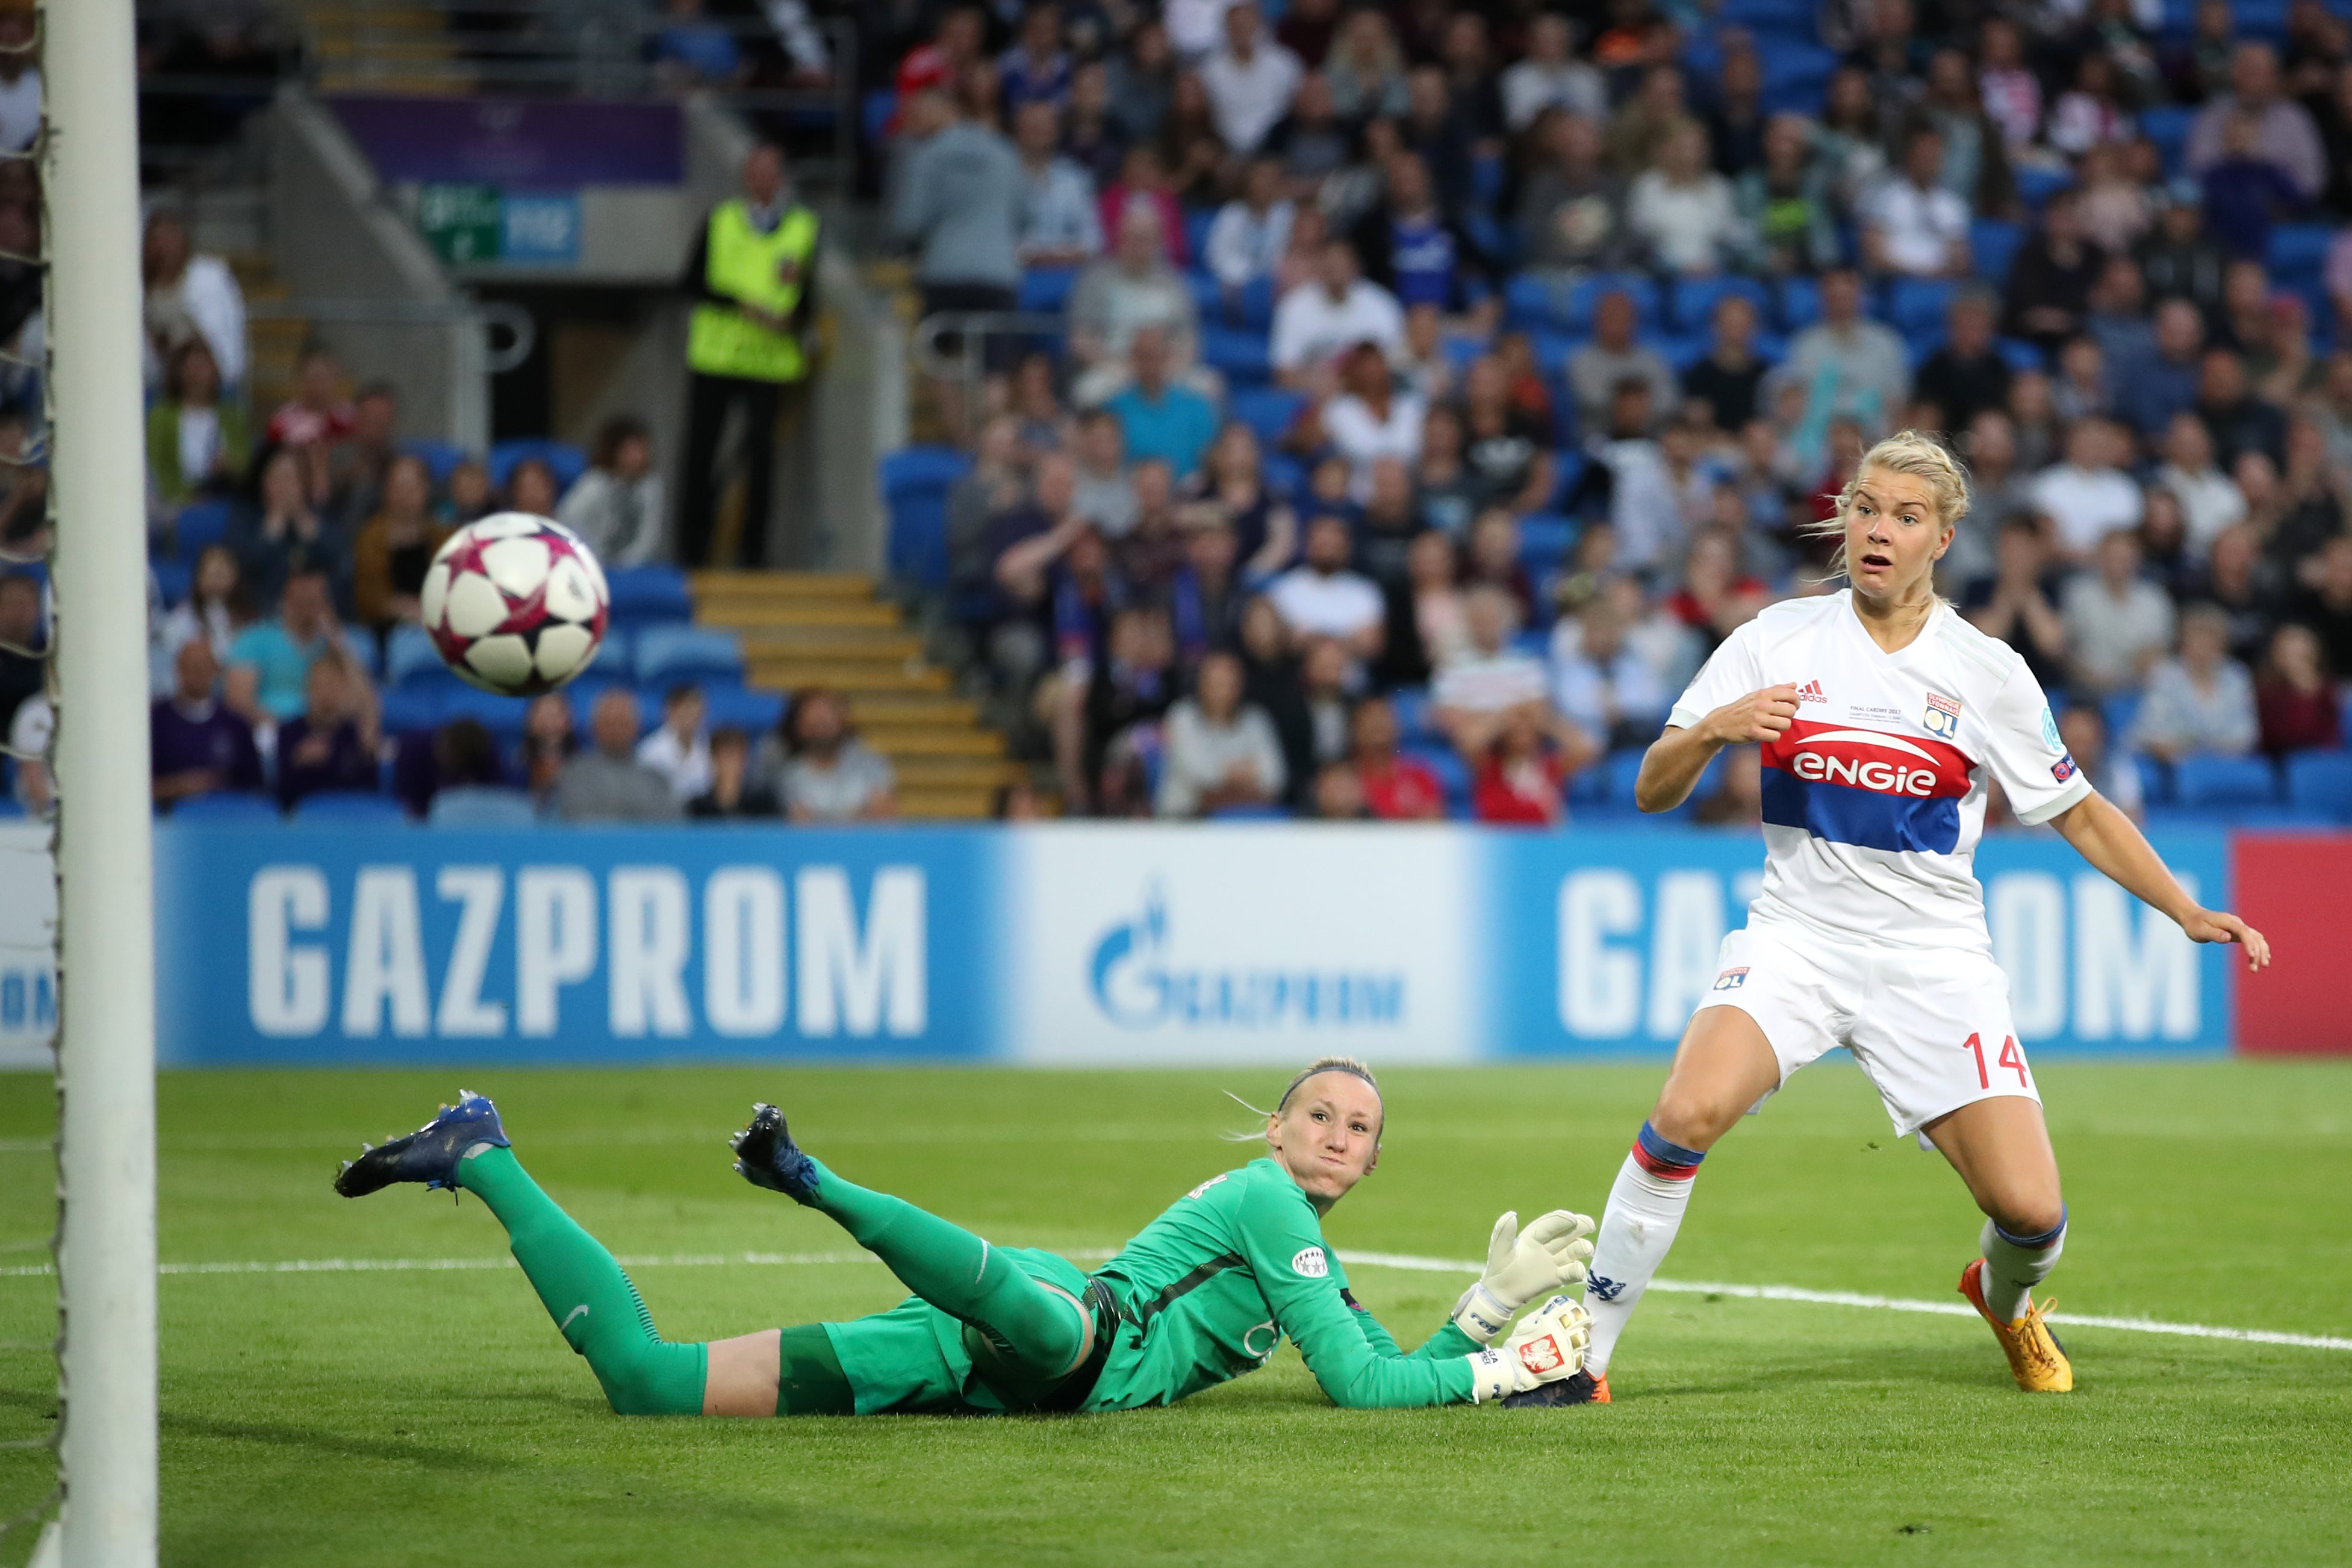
895, 787, 995, 820
705, 601, 900, 630
889, 756, 1026, 788
689, 570, 872, 601
746, 662, 950, 694
861, 726, 1004, 758
839, 693, 979, 725
732, 626, 924, 659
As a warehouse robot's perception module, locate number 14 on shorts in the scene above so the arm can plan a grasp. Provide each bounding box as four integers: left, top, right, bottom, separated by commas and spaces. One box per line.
1964, 1032, 2030, 1090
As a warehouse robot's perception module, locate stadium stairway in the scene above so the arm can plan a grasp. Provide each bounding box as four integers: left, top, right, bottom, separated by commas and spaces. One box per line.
688, 570, 1021, 819
291, 2, 467, 96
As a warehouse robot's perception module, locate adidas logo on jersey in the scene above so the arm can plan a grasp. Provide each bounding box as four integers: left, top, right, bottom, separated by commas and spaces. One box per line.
1795, 680, 1827, 705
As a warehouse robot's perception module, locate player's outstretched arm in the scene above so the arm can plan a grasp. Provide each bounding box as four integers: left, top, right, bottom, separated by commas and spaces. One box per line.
2048, 791, 2271, 969
1635, 684, 1799, 813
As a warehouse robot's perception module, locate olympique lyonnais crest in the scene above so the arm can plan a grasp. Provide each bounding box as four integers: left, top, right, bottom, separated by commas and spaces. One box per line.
1922, 691, 1962, 739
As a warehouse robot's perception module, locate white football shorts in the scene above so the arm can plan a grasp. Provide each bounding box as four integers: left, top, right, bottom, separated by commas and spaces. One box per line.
1698, 921, 2041, 1138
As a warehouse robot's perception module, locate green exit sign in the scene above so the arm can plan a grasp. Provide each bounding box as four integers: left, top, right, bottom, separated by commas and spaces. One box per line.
417, 182, 501, 263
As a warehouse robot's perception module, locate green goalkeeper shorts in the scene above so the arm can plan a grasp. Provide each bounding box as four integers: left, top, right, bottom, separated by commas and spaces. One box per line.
824, 1246, 1095, 1416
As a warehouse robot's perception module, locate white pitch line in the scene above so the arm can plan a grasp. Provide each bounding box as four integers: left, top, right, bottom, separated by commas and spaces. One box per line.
2, 1246, 2345, 1354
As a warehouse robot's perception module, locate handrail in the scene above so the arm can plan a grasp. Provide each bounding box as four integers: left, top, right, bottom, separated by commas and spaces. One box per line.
911, 310, 1067, 387
243, 297, 536, 375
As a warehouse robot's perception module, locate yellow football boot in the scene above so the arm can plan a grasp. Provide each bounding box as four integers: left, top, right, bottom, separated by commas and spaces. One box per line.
1959, 1258, 2073, 1392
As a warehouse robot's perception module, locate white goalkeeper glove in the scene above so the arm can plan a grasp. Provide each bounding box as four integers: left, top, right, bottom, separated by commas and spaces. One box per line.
1451, 1209, 1597, 1344
1463, 1295, 1592, 1403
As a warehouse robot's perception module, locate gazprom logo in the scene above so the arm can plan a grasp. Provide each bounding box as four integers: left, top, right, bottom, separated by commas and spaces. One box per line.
1087, 884, 1405, 1030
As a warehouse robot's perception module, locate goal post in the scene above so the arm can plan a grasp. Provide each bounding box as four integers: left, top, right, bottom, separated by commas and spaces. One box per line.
45, 0, 159, 1560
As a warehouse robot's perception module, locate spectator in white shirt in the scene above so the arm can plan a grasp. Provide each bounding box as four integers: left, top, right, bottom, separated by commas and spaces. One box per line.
636, 685, 715, 802
1268, 512, 1386, 670
556, 415, 667, 567
1628, 122, 1742, 275
2062, 527, 2177, 696
2130, 603, 2259, 761
1067, 205, 1202, 405
1271, 237, 1404, 389
1433, 585, 1594, 765
142, 211, 247, 396
1203, 156, 1296, 290
1013, 99, 1103, 267
1200, 1, 1302, 157
1499, 14, 1605, 131
1861, 125, 1971, 279
1548, 580, 1668, 748
2153, 410, 2245, 557
1157, 649, 1288, 815
1319, 343, 1425, 500
2031, 416, 2145, 561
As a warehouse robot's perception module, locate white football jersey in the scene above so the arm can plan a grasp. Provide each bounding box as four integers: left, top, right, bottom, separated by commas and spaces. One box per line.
1669, 591, 2092, 954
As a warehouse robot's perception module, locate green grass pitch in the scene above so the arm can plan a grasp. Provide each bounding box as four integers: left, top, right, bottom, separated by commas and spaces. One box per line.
2, 1060, 2349, 1566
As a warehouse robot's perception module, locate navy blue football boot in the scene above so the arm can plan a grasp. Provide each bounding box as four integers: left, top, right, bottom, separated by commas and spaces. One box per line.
729, 1103, 820, 1204
333, 1090, 510, 1197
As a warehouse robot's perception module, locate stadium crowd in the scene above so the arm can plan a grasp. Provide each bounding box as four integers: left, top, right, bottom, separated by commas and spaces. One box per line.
877, 0, 2352, 821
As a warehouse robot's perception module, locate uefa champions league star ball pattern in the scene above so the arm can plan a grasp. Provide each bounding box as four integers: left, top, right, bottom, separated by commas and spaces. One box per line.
421, 512, 610, 696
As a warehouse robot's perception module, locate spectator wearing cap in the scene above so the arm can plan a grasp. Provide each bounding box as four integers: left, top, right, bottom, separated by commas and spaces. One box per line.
1104, 326, 1219, 480
2002, 188, 2106, 357
141, 211, 246, 397
1914, 288, 2012, 432
2063, 528, 2177, 697
2032, 417, 2144, 561
1566, 289, 1676, 438
1012, 101, 1103, 270
275, 649, 382, 810
2111, 303, 2206, 456
2186, 41, 2327, 202
1783, 268, 1911, 441
556, 418, 665, 568
2132, 602, 2259, 761
557, 689, 684, 823
1201, 2, 1301, 157
151, 641, 263, 810
1861, 125, 1971, 280
1069, 207, 1201, 406
1271, 238, 1404, 390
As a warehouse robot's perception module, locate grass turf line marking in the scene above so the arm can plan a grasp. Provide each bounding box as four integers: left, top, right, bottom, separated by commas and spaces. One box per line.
6, 1246, 2348, 1353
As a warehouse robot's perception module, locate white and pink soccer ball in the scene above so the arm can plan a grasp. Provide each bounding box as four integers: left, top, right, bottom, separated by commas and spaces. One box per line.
421, 512, 611, 696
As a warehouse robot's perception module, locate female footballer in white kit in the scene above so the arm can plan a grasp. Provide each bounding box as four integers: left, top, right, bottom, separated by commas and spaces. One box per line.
1519, 432, 2272, 1405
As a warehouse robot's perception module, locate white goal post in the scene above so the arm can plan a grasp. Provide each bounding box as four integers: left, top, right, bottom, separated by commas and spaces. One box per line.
45, 0, 159, 1561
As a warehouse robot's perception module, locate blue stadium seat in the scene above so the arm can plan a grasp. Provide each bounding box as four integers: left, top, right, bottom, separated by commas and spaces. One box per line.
1230, 387, 1305, 444
633, 625, 744, 686
1404, 742, 1472, 813
581, 626, 629, 679
2140, 105, 2195, 178
1756, 39, 1835, 114
1262, 452, 1305, 499
881, 444, 973, 591
1653, 331, 1713, 372
488, 438, 588, 495
1775, 276, 1820, 334
1604, 747, 1649, 804
2285, 751, 2352, 820
1667, 274, 1772, 334
703, 684, 787, 735
2268, 223, 2335, 280
2173, 753, 2278, 808
174, 500, 231, 559
1886, 277, 1958, 338
379, 685, 449, 734
399, 438, 469, 487
862, 89, 896, 147
2135, 753, 2171, 807
1970, 219, 2025, 286
1200, 323, 1272, 385
385, 624, 445, 689
1183, 208, 1215, 264
1506, 272, 1660, 334
2015, 166, 2074, 208
1209, 802, 1290, 821
2102, 689, 2144, 749
151, 559, 191, 608
603, 565, 694, 626
345, 635, 382, 683
1018, 267, 1078, 314
169, 792, 278, 823
1997, 337, 2047, 373
442, 686, 535, 744
1195, 274, 1277, 331
293, 790, 410, 825
1389, 685, 1433, 742
1517, 514, 1576, 573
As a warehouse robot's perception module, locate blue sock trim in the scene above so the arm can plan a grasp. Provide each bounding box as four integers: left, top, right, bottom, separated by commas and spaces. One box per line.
1636, 1121, 1706, 1170
1994, 1205, 2067, 1251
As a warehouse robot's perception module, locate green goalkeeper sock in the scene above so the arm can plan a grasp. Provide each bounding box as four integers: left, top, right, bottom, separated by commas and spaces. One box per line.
802, 1156, 1086, 1379
455, 1144, 707, 1416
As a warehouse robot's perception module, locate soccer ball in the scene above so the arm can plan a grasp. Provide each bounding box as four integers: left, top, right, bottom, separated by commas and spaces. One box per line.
421, 512, 611, 696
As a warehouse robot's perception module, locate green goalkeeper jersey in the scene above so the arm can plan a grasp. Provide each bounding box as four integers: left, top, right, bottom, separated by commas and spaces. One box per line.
1079, 1157, 1479, 1411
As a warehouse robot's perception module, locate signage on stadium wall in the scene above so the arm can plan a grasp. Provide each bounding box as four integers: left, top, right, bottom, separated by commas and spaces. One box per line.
329, 96, 685, 186
139, 823, 2256, 1066
0, 821, 51, 1071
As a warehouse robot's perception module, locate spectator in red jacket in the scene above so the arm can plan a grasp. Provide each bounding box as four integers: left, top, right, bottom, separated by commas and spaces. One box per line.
1472, 704, 1566, 826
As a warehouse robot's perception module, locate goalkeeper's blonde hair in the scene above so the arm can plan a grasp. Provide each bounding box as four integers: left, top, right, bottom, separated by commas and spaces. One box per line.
1805, 429, 1970, 583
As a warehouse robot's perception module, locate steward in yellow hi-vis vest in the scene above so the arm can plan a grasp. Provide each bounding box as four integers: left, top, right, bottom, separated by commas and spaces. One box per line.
680, 143, 820, 568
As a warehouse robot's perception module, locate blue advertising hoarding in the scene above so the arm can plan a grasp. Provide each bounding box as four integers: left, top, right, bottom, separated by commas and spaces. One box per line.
151, 823, 2234, 1066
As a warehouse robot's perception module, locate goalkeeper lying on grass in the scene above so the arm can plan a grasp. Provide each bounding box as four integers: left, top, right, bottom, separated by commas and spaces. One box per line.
334, 1057, 1594, 1417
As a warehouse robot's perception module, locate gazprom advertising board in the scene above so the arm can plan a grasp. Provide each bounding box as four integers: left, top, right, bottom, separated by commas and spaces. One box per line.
143, 822, 2240, 1065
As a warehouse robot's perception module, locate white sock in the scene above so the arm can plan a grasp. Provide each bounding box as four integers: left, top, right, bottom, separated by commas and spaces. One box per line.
1978, 1209, 2067, 1323
1580, 1151, 1699, 1378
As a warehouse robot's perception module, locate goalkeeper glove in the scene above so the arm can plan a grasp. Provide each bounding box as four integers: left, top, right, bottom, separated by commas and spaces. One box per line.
1451, 1209, 1596, 1344
1463, 1295, 1592, 1404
